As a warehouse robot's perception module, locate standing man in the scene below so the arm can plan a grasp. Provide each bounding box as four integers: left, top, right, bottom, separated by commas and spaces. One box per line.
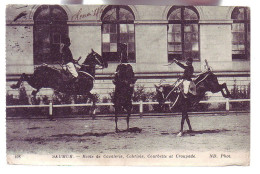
60, 37, 79, 82
173, 58, 194, 98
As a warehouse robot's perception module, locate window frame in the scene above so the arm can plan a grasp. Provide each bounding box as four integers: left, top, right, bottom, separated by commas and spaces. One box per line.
167, 6, 200, 62
101, 5, 136, 63
33, 5, 68, 65
231, 7, 250, 60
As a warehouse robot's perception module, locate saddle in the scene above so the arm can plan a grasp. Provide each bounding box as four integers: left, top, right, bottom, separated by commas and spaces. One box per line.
38, 63, 74, 82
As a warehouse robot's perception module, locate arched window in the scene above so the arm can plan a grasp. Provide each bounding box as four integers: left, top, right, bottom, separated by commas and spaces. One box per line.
33, 5, 68, 64
101, 5, 135, 62
231, 7, 250, 60
167, 6, 200, 62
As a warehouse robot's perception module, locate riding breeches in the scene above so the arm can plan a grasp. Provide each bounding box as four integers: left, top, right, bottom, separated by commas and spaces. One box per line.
183, 80, 191, 94
176, 79, 191, 94
64, 62, 78, 78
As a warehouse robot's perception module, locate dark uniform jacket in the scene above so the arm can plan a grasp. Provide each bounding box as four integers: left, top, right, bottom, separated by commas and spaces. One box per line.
175, 61, 194, 81
62, 46, 74, 64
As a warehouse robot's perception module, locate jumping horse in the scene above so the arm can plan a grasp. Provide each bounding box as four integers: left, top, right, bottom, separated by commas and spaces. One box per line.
155, 60, 231, 136
11, 49, 107, 116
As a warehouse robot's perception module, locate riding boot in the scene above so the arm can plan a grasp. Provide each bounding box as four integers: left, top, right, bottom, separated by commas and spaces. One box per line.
177, 131, 183, 137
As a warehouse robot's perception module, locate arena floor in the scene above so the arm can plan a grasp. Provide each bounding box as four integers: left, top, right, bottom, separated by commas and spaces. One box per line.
6, 113, 250, 156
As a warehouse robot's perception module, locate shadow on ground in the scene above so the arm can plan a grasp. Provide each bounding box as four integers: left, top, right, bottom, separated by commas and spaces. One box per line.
50, 127, 142, 138
160, 129, 230, 136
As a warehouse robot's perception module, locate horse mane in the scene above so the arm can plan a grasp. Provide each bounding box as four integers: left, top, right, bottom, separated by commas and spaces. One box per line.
194, 71, 211, 85
82, 53, 93, 65
35, 64, 60, 73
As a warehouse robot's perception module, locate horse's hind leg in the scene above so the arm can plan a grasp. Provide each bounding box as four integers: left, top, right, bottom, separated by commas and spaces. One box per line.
178, 113, 185, 137
126, 108, 131, 131
185, 113, 192, 132
87, 92, 96, 119
177, 99, 191, 137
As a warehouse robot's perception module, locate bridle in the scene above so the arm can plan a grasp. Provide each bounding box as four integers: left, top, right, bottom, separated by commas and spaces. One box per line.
93, 52, 103, 66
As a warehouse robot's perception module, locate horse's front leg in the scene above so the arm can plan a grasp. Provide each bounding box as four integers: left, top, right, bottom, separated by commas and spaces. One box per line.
114, 106, 119, 133
220, 83, 231, 98
126, 105, 132, 131
31, 88, 40, 97
11, 73, 27, 89
30, 88, 40, 105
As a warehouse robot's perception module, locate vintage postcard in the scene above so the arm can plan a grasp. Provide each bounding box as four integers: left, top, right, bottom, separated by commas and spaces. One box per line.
6, 4, 250, 166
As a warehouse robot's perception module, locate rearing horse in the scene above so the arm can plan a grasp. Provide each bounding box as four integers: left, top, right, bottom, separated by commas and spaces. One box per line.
112, 63, 137, 132
155, 61, 231, 136
11, 49, 107, 115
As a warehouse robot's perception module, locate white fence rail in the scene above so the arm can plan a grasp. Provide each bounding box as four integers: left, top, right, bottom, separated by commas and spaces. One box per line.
6, 98, 250, 117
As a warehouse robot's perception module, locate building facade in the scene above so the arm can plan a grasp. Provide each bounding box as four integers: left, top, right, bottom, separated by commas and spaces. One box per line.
6, 5, 250, 99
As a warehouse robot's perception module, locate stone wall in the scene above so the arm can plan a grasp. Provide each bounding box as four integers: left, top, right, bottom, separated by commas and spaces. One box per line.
6, 5, 250, 75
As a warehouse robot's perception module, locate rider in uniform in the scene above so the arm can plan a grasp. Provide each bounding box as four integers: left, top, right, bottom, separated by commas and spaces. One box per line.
60, 37, 79, 82
173, 58, 194, 98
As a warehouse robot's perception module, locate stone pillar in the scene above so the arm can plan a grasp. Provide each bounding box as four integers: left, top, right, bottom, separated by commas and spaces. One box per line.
199, 20, 233, 71
135, 21, 168, 73
6, 22, 34, 74
68, 21, 102, 64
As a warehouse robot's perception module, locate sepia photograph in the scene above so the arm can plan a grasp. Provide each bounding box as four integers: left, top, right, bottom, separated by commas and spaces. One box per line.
5, 4, 250, 166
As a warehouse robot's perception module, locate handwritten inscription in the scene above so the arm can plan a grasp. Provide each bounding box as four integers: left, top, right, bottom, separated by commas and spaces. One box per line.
71, 7, 102, 21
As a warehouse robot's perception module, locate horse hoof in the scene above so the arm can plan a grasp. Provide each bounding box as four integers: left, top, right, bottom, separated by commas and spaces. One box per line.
177, 132, 183, 137
187, 130, 193, 133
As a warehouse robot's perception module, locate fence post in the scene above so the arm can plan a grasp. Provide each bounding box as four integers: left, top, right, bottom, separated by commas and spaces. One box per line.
49, 101, 53, 117
225, 98, 230, 114
139, 101, 143, 118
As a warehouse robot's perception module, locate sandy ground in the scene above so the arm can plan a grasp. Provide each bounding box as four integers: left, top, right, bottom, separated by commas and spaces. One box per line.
6, 113, 250, 156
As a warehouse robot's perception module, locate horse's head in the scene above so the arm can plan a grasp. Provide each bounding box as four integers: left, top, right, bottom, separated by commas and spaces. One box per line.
82, 49, 108, 68
155, 84, 176, 104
